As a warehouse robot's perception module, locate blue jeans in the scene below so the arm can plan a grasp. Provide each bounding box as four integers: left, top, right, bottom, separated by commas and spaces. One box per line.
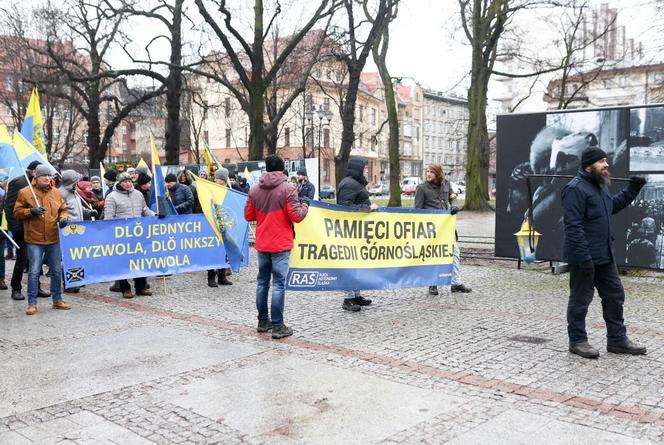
27, 243, 62, 305
256, 251, 290, 326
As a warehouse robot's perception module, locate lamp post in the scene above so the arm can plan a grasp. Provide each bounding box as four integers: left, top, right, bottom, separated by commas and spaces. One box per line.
305, 104, 333, 195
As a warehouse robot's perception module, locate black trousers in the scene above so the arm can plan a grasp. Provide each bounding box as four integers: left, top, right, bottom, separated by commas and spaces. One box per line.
567, 261, 627, 344
119, 277, 147, 292
10, 230, 28, 291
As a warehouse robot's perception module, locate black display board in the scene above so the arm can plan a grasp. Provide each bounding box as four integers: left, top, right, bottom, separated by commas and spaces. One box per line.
495, 105, 664, 270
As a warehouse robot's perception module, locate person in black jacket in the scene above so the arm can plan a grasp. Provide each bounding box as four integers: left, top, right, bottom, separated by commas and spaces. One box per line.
165, 173, 194, 214
336, 157, 377, 312
414, 164, 470, 296
3, 161, 50, 301
562, 147, 646, 359
296, 168, 315, 201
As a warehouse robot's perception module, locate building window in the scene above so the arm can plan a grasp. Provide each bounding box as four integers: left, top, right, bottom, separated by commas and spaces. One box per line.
371, 108, 376, 125
225, 128, 231, 147
323, 128, 330, 147
359, 105, 364, 123
323, 158, 330, 181
203, 130, 209, 143
323, 97, 330, 111
224, 97, 231, 117
284, 127, 290, 146
121, 125, 127, 135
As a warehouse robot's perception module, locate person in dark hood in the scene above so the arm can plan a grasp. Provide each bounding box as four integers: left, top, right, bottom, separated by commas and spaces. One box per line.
136, 172, 152, 206
103, 170, 117, 197
337, 157, 378, 312
237, 176, 250, 194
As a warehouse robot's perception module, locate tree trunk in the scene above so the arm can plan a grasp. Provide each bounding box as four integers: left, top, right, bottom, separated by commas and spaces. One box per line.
164, 2, 183, 165
87, 92, 103, 167
335, 67, 361, 184
464, 55, 490, 210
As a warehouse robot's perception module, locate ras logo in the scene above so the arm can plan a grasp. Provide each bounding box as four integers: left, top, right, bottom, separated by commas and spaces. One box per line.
288, 271, 319, 287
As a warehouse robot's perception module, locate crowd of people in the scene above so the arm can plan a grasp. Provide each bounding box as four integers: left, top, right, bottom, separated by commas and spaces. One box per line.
0, 155, 471, 340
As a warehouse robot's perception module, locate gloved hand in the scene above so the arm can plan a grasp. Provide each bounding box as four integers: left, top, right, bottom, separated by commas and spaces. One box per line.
579, 259, 594, 276
58, 218, 68, 228
630, 176, 646, 191
89, 209, 99, 219
450, 206, 459, 215
30, 207, 45, 216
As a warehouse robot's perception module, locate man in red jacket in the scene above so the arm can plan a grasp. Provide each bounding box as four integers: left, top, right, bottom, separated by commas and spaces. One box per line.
245, 155, 309, 339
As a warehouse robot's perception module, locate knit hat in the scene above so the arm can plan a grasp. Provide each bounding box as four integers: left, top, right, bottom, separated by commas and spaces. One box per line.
214, 167, 229, 182
265, 154, 285, 172
198, 168, 207, 176
297, 168, 307, 176
136, 172, 152, 186
117, 172, 132, 183
34, 165, 52, 178
27, 160, 42, 171
581, 147, 608, 169
228, 171, 237, 180
164, 173, 177, 183
127, 167, 136, 174
104, 170, 117, 182
90, 176, 101, 183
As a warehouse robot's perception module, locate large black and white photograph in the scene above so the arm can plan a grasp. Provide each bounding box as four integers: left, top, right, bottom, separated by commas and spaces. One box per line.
629, 107, 664, 172
496, 108, 629, 261
626, 174, 664, 269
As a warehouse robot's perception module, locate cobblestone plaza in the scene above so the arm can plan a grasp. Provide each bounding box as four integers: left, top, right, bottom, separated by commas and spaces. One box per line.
1, 212, 663, 444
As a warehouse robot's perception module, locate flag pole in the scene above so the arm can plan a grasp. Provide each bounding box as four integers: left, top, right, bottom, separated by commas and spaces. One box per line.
0, 227, 20, 250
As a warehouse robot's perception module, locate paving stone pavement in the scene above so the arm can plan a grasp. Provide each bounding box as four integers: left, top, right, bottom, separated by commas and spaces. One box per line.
2, 210, 664, 444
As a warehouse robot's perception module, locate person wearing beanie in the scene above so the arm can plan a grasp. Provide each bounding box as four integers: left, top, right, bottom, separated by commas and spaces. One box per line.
245, 154, 309, 339
136, 172, 152, 206
198, 169, 208, 180
562, 147, 648, 359
296, 168, 315, 202
14, 163, 70, 314
104, 170, 156, 299
228, 171, 242, 192
90, 176, 105, 211
165, 172, 193, 214
3, 160, 49, 301
135, 165, 150, 176
103, 170, 117, 197
337, 157, 378, 312
237, 176, 249, 194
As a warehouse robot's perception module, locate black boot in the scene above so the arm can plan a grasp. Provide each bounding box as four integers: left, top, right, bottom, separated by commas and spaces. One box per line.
353, 295, 372, 306
451, 284, 472, 293
569, 341, 600, 359
342, 298, 361, 312
218, 270, 232, 285
428, 286, 439, 296
207, 278, 218, 288
37, 288, 50, 298
11, 290, 25, 301
109, 281, 121, 292
607, 339, 647, 355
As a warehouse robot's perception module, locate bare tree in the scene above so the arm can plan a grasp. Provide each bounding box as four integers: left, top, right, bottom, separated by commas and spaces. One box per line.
190, 0, 337, 161
366, 0, 400, 206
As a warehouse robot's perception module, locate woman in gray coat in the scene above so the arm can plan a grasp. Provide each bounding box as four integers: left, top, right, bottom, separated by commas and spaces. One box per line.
414, 164, 471, 296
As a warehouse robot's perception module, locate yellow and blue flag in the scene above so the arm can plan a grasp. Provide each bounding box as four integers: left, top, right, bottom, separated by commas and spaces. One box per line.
148, 136, 177, 215
193, 174, 249, 272
12, 129, 57, 176
137, 157, 150, 174
21, 88, 46, 155
0, 126, 23, 181
203, 142, 221, 177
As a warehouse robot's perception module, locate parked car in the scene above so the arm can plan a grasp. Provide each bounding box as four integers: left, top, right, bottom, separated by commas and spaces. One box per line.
402, 184, 417, 197
369, 183, 389, 196
319, 185, 335, 199
401, 176, 422, 192
450, 182, 466, 195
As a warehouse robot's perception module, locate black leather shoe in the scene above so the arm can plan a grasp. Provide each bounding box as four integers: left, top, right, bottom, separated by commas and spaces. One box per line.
207, 279, 218, 288
607, 339, 647, 355
451, 284, 472, 293
569, 341, 600, 359
109, 281, 121, 292
11, 290, 25, 301
353, 295, 372, 306
342, 298, 361, 312
37, 288, 50, 298
428, 286, 439, 296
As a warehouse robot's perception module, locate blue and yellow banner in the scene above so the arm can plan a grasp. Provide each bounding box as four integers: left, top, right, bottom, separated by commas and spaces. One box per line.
21, 87, 46, 155
194, 174, 249, 272
59, 215, 229, 287
286, 202, 457, 291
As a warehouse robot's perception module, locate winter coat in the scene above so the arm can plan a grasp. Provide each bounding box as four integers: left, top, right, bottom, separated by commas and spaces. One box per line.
244, 171, 309, 253
104, 183, 156, 220
3, 175, 29, 233
336, 158, 371, 209
414, 180, 455, 210
297, 179, 315, 201
562, 169, 640, 265
14, 181, 68, 245
59, 170, 86, 222
168, 182, 194, 214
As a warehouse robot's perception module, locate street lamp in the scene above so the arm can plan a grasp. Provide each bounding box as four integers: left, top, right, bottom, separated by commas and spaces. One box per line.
305, 104, 333, 196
